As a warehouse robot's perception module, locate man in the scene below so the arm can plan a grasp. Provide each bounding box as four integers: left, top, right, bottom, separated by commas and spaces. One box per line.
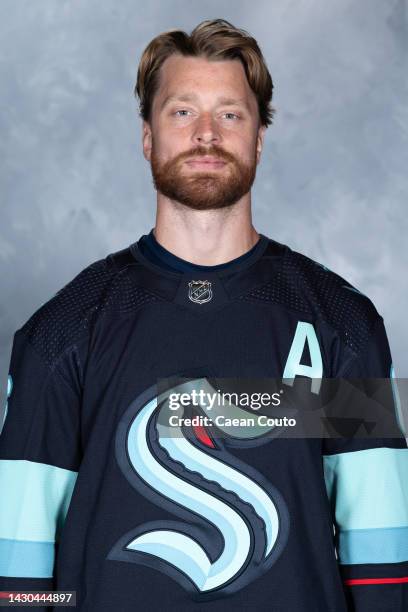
1, 18, 407, 612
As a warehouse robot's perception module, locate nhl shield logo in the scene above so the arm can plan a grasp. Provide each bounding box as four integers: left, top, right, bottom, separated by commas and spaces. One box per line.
188, 280, 213, 304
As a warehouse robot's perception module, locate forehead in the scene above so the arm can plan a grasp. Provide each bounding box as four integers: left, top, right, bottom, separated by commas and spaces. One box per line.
155, 54, 255, 104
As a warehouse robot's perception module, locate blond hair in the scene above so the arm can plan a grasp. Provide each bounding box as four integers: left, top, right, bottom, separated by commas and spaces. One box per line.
135, 18, 275, 127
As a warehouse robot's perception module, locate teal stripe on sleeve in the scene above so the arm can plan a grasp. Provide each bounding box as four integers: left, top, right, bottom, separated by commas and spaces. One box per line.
0, 537, 54, 578
337, 526, 408, 565
323, 447, 408, 530
0, 459, 78, 542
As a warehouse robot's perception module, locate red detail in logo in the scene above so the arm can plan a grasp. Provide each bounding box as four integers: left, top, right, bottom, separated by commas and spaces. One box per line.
193, 423, 216, 448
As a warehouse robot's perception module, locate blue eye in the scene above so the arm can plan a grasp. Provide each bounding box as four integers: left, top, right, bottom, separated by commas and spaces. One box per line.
175, 110, 191, 117
224, 113, 239, 120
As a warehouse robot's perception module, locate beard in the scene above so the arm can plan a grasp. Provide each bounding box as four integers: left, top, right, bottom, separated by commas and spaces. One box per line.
150, 141, 258, 211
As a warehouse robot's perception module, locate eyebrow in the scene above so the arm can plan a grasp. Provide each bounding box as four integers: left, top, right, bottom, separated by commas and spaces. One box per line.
160, 93, 251, 111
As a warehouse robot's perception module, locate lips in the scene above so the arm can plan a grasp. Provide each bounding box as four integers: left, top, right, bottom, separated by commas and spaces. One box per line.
185, 157, 227, 168
186, 156, 225, 163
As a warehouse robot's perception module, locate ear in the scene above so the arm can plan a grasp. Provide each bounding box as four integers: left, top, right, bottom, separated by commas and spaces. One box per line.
256, 124, 267, 164
142, 120, 153, 162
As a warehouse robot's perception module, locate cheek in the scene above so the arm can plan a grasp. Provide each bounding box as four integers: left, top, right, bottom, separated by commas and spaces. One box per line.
222, 124, 256, 147
154, 122, 192, 151
227, 134, 258, 161
151, 139, 188, 165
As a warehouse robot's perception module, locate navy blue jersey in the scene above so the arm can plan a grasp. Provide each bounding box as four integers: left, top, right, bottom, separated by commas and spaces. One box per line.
1, 233, 407, 611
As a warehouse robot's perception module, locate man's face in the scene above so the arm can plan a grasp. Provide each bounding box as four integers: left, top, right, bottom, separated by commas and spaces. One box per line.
142, 54, 266, 211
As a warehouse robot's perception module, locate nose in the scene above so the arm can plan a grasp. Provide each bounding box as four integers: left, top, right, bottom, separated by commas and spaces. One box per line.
192, 112, 221, 146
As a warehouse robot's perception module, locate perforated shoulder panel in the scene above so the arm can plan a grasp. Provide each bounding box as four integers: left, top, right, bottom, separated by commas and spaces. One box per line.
19, 246, 161, 368
239, 247, 380, 357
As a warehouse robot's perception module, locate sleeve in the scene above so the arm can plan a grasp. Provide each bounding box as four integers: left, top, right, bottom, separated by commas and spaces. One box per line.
0, 328, 82, 602
322, 316, 408, 612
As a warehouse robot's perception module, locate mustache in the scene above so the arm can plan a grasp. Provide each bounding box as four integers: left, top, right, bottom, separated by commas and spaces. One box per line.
177, 146, 236, 164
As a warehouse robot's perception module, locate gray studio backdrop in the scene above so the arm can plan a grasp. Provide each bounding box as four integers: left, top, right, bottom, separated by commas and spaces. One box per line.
1, 0, 407, 421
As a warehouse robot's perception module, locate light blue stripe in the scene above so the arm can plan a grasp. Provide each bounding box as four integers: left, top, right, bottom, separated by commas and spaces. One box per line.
323, 447, 408, 530
0, 459, 78, 541
0, 537, 54, 577
338, 526, 408, 564
127, 533, 209, 586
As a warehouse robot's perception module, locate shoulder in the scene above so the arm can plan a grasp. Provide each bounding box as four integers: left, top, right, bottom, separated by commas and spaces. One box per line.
284, 245, 382, 357
249, 237, 382, 361
17, 244, 141, 367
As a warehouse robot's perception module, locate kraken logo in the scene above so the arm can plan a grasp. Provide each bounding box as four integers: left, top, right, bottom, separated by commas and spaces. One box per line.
108, 378, 290, 599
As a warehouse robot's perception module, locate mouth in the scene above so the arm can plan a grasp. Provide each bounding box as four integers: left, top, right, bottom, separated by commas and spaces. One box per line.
184, 157, 227, 169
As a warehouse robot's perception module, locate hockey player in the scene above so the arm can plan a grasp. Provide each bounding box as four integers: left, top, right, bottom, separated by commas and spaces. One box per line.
1, 18, 407, 611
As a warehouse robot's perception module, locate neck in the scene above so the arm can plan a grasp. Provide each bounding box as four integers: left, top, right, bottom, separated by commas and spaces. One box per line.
153, 192, 259, 266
